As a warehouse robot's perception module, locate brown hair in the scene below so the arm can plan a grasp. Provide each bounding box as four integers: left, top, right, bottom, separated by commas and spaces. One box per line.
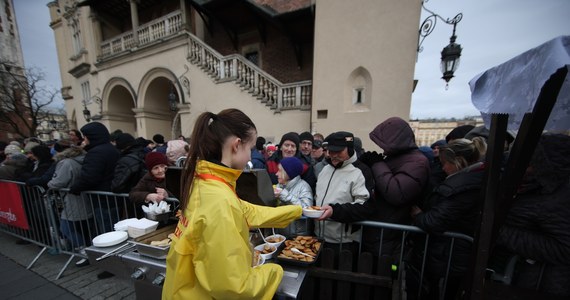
179, 108, 256, 211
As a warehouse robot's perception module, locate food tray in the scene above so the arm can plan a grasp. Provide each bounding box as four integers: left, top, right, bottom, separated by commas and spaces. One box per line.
275, 236, 323, 266
130, 224, 176, 259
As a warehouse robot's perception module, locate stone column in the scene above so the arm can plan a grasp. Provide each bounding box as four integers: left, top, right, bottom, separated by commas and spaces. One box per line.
130, 0, 140, 45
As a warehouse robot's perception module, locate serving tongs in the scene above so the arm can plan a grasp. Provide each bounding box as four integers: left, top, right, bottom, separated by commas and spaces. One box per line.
96, 242, 136, 261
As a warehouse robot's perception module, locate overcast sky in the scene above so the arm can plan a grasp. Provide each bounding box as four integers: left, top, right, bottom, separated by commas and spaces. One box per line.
13, 0, 570, 119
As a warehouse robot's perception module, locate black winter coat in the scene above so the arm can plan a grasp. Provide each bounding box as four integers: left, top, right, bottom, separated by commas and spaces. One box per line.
412, 162, 484, 277
495, 184, 570, 297
111, 145, 146, 193
70, 123, 120, 194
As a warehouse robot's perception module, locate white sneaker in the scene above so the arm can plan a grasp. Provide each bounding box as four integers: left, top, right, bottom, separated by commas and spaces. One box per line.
76, 258, 89, 267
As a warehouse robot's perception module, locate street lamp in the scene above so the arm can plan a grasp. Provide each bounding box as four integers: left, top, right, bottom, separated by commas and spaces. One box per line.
83, 105, 91, 122
440, 25, 462, 84
417, 1, 463, 87
168, 82, 178, 111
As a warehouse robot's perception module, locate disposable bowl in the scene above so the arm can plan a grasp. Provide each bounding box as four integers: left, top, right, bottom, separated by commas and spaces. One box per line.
254, 243, 277, 260
302, 207, 324, 218
264, 234, 286, 249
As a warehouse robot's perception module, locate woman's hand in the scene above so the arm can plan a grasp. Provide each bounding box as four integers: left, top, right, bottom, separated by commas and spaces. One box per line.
317, 205, 333, 220
156, 187, 168, 198
146, 193, 165, 203
410, 205, 422, 218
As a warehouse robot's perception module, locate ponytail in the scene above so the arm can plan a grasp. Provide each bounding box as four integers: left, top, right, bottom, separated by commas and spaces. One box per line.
179, 109, 256, 211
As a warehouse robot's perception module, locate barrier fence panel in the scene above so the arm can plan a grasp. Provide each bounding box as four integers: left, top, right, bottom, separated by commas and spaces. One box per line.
43, 189, 179, 279
0, 180, 58, 270
310, 219, 474, 300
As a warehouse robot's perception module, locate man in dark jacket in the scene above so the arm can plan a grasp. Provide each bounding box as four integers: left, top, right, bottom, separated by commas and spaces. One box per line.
320, 117, 430, 255
70, 122, 120, 233
69, 122, 120, 279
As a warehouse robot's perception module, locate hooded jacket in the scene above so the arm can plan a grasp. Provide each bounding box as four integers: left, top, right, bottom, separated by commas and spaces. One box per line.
70, 122, 120, 194
330, 117, 430, 253
111, 144, 146, 193
162, 160, 301, 300
0, 154, 29, 180
48, 147, 92, 221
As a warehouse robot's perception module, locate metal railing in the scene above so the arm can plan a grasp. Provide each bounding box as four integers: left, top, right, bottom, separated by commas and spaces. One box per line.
315, 219, 475, 299
186, 32, 312, 112
0, 180, 179, 280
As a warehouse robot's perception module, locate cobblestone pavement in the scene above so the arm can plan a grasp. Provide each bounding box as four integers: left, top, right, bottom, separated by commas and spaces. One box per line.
0, 232, 136, 300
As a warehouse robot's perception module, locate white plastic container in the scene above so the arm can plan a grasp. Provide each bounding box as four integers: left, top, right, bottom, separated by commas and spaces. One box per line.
127, 218, 159, 238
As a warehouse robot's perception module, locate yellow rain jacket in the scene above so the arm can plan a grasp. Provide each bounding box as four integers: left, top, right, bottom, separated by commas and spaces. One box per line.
162, 160, 302, 300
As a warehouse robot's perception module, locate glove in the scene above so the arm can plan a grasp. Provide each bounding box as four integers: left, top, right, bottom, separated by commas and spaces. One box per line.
359, 151, 384, 167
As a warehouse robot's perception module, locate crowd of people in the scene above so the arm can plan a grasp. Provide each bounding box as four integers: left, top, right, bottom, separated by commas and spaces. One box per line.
1, 110, 569, 299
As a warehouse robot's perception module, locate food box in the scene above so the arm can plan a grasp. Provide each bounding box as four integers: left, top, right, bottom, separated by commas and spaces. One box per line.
275, 235, 323, 266
130, 224, 176, 259
127, 218, 159, 238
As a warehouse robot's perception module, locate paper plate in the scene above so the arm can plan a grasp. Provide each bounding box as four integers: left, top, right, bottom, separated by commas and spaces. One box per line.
92, 231, 129, 247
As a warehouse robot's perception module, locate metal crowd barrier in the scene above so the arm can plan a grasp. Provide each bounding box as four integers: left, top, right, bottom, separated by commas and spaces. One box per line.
44, 189, 179, 279
0, 180, 180, 280
316, 219, 474, 299
0, 180, 57, 270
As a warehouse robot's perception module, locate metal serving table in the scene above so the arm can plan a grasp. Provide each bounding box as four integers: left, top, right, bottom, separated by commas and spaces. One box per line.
86, 243, 307, 300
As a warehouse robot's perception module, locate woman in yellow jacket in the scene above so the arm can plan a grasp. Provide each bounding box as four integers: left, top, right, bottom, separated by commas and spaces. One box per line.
163, 108, 302, 300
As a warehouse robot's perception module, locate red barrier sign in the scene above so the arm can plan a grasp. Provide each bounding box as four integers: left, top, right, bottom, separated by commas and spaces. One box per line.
0, 182, 30, 230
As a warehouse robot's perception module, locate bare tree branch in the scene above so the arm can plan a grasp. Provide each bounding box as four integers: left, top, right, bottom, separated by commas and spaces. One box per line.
0, 60, 60, 138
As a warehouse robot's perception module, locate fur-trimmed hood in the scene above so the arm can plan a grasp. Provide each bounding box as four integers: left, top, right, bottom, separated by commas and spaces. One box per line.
54, 147, 85, 162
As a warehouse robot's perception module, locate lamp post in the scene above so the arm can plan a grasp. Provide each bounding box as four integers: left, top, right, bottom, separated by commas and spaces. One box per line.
417, 1, 463, 88
168, 82, 178, 111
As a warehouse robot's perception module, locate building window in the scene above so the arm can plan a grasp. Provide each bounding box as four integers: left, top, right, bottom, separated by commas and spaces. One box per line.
353, 87, 364, 104
241, 42, 261, 67
71, 18, 83, 55
81, 81, 90, 103
245, 51, 259, 66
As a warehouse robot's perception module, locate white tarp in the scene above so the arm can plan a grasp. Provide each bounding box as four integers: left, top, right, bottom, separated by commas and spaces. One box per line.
469, 35, 570, 130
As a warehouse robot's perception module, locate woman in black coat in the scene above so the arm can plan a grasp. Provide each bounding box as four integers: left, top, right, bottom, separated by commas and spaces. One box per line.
408, 137, 486, 299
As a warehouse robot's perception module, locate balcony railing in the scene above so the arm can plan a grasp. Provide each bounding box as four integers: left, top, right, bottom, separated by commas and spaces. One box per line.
187, 33, 311, 112
100, 11, 183, 58
98, 9, 311, 112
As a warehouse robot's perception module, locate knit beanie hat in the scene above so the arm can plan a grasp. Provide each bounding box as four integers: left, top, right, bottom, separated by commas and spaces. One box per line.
115, 133, 135, 151
4, 144, 22, 157
266, 144, 277, 152
279, 157, 304, 179
299, 131, 314, 143
145, 152, 168, 170
279, 132, 300, 149
256, 137, 266, 151
153, 134, 165, 144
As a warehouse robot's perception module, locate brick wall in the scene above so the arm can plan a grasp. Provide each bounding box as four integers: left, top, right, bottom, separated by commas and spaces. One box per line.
203, 20, 313, 83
